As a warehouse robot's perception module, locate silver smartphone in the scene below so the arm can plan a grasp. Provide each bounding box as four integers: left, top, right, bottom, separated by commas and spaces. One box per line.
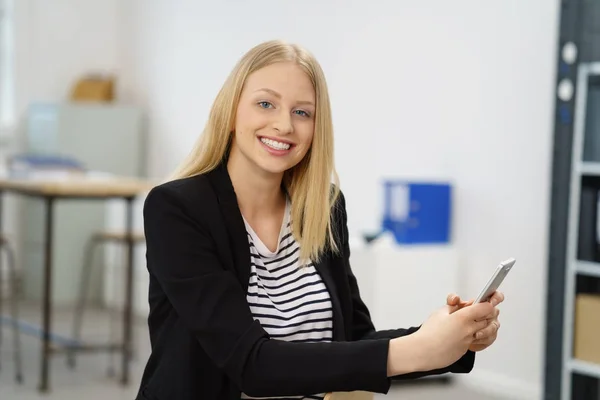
474, 258, 516, 303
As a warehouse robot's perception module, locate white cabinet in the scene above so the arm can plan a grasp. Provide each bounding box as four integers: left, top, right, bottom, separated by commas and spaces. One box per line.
349, 237, 461, 331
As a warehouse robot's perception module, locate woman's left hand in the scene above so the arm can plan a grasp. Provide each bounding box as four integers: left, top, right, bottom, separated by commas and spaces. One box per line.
446, 291, 504, 352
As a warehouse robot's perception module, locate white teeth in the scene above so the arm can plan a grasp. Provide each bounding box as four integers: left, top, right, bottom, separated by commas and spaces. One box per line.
260, 138, 291, 150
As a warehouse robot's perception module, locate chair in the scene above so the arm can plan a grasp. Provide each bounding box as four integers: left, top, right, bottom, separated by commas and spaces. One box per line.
0, 235, 23, 383
67, 230, 145, 372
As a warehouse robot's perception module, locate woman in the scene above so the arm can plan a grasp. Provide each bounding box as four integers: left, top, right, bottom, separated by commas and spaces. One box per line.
136, 40, 503, 400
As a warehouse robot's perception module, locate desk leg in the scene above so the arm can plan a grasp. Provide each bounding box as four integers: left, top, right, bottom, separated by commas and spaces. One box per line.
121, 196, 135, 385
39, 197, 54, 393
0, 191, 3, 371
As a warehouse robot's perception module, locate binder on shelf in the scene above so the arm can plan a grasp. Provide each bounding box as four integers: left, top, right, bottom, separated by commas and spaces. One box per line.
583, 87, 600, 162
577, 180, 599, 263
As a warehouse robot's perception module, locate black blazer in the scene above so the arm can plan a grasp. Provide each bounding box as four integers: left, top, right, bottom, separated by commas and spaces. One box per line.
136, 162, 475, 400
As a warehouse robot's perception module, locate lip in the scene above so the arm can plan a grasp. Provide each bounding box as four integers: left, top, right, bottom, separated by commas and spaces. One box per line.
257, 136, 294, 156
258, 135, 295, 146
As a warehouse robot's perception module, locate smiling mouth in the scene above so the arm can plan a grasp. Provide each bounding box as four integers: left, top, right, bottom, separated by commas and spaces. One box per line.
259, 137, 293, 151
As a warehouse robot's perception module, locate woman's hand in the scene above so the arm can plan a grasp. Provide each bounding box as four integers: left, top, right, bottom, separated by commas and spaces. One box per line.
446, 292, 504, 352
408, 301, 495, 371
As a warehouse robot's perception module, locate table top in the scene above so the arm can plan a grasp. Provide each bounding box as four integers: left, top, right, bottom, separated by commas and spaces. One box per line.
324, 392, 374, 400
0, 171, 156, 198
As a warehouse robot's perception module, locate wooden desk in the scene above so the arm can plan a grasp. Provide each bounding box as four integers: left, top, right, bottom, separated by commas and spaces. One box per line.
0, 173, 154, 393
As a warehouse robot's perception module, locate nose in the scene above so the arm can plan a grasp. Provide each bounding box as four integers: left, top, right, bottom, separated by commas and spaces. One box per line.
273, 111, 293, 135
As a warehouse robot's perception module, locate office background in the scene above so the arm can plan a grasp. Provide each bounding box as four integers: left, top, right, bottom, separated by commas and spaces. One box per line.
0, 1, 598, 399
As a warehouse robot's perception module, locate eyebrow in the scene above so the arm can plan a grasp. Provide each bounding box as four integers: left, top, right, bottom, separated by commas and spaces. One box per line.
254, 88, 315, 106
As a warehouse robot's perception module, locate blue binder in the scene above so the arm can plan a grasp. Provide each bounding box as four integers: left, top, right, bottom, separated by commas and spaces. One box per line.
382, 180, 452, 244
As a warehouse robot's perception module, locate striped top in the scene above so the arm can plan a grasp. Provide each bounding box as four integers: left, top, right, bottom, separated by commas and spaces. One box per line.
241, 199, 333, 400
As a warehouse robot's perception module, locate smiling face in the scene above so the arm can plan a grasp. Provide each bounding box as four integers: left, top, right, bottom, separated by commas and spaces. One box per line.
229, 61, 316, 179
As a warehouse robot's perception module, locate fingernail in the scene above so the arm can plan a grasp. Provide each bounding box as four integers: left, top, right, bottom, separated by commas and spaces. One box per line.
491, 299, 498, 306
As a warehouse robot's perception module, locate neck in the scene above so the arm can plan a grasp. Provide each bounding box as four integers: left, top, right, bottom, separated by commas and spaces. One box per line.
227, 152, 286, 219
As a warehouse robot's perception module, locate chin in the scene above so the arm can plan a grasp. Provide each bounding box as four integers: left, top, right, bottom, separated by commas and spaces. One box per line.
256, 152, 306, 175
256, 160, 295, 176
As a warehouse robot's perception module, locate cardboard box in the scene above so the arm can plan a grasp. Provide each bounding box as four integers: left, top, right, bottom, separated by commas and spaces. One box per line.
574, 293, 600, 365
70, 75, 115, 102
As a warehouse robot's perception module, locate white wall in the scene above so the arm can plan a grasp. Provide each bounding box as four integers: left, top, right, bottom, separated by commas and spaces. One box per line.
13, 0, 122, 114
450, 2, 559, 395
1, 0, 123, 290
120, 1, 559, 398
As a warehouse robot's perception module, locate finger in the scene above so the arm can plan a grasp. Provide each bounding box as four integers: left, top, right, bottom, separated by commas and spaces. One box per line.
473, 318, 490, 333
468, 315, 492, 334
449, 304, 471, 314
472, 334, 497, 345
446, 293, 461, 306
447, 304, 462, 314
474, 320, 500, 340
475, 305, 499, 322
483, 307, 500, 322
491, 307, 500, 321
489, 291, 505, 307
473, 326, 499, 345
456, 298, 479, 310
457, 301, 494, 321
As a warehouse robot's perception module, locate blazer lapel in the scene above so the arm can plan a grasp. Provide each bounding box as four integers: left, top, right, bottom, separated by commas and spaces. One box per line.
314, 256, 346, 341
207, 163, 252, 291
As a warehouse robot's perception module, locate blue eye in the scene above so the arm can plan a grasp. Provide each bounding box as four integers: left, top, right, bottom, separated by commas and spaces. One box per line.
294, 110, 310, 117
258, 101, 273, 109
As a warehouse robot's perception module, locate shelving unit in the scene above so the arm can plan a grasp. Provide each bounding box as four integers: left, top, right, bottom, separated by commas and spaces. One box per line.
575, 261, 600, 279
545, 1, 600, 398
568, 360, 600, 381
561, 61, 600, 399
579, 162, 600, 176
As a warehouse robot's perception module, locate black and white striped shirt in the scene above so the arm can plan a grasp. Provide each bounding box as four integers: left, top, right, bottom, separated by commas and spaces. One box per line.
241, 200, 333, 400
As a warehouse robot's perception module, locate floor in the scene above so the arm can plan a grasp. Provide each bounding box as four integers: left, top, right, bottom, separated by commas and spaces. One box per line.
0, 304, 511, 400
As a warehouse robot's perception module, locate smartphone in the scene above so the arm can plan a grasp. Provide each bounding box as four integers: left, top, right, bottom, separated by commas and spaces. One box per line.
474, 258, 516, 303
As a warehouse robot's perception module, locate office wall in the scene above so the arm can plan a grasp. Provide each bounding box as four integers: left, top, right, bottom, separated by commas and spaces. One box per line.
120, 1, 559, 398
445, 2, 558, 398
13, 0, 122, 116
1, 0, 123, 285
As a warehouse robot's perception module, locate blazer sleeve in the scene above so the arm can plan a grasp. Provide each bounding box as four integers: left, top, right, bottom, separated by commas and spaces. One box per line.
143, 184, 395, 398
334, 189, 476, 377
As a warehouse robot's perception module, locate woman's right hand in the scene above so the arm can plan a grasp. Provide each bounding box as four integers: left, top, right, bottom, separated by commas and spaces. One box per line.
386, 302, 493, 376
412, 302, 494, 371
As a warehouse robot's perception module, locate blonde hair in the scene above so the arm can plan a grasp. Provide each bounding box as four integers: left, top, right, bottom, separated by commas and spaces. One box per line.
171, 40, 340, 262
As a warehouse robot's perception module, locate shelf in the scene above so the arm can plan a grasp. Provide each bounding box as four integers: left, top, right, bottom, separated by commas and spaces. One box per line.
575, 261, 600, 278
569, 359, 600, 379
579, 162, 600, 176
588, 62, 600, 76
